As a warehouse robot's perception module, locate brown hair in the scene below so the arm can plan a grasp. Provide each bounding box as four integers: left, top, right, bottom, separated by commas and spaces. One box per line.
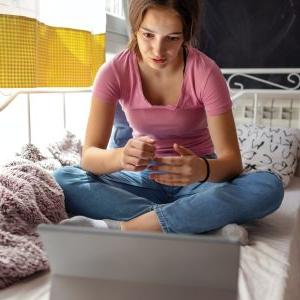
128, 0, 202, 53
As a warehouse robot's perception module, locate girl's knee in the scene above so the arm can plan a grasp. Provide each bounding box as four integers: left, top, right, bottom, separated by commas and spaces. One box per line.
53, 166, 84, 187
247, 171, 284, 214
263, 172, 284, 211
229, 171, 284, 222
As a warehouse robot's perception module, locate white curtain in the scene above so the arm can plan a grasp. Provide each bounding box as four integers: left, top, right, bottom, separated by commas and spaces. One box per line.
0, 0, 105, 33
38, 0, 105, 34
0, 0, 106, 88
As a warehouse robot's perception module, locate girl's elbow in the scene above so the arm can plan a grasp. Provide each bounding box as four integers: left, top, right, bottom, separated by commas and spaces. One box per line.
80, 148, 90, 171
233, 159, 243, 178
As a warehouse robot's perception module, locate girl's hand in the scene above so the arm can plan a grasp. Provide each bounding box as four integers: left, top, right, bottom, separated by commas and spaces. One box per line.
120, 136, 156, 171
148, 143, 207, 186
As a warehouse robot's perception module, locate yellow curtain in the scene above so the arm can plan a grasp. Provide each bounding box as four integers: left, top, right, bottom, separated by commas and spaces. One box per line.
0, 14, 105, 88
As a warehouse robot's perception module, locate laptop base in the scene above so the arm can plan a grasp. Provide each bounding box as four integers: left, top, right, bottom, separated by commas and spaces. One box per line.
50, 274, 236, 300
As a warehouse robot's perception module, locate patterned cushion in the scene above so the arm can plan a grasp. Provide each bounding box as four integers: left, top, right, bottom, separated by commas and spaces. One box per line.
236, 124, 300, 187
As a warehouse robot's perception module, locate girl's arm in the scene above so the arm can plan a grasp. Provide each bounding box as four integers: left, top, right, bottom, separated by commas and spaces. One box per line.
205, 109, 243, 182
80, 96, 123, 174
81, 96, 155, 175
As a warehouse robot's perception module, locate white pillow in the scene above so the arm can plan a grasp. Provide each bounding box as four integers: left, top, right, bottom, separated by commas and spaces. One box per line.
236, 123, 300, 187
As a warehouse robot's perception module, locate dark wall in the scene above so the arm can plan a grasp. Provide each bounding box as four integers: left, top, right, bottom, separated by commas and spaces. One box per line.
200, 0, 300, 68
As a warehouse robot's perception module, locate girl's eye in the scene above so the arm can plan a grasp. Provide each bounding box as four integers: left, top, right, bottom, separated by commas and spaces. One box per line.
168, 36, 180, 41
143, 32, 154, 39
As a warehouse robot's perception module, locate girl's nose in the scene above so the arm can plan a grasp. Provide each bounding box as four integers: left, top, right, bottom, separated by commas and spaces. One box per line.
152, 40, 165, 57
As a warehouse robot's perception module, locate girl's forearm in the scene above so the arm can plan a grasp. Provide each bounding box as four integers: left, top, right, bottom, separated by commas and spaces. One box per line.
205, 156, 243, 182
80, 146, 124, 175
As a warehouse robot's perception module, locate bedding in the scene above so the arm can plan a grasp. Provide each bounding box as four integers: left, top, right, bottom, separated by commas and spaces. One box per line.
16, 130, 82, 171
239, 176, 300, 300
17, 144, 62, 172
0, 176, 299, 300
46, 131, 82, 167
0, 131, 80, 289
0, 160, 67, 289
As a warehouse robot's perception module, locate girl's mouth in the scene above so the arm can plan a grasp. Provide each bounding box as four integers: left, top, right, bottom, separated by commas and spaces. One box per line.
152, 57, 167, 64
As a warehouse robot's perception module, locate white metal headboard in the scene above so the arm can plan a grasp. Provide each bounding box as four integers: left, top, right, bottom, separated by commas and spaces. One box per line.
222, 68, 300, 91
0, 88, 91, 144
221, 68, 300, 128
1, 68, 300, 138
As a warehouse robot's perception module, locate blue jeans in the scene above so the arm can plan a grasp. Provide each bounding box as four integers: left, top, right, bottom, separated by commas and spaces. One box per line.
53, 167, 284, 234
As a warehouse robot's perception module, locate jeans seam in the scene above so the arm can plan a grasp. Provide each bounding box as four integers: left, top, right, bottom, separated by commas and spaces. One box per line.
266, 170, 284, 190
153, 204, 170, 233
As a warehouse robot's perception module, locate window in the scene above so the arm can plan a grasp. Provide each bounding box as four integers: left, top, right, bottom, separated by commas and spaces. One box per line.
105, 0, 125, 18
0, 0, 37, 18
0, 1, 128, 163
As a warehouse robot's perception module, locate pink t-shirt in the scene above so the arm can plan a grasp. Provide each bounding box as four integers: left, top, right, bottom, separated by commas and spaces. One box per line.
92, 47, 232, 157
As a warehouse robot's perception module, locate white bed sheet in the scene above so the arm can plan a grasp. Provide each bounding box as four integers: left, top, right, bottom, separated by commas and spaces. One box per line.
0, 271, 50, 300
239, 176, 300, 300
0, 177, 300, 300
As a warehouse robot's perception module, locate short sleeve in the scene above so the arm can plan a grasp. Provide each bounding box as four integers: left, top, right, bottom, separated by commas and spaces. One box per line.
201, 63, 232, 116
92, 59, 121, 103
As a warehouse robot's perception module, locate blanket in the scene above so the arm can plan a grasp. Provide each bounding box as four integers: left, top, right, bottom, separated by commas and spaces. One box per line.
15, 130, 82, 171
0, 159, 67, 289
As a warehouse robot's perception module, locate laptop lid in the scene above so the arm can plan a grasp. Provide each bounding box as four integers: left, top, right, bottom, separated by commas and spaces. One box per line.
38, 224, 240, 300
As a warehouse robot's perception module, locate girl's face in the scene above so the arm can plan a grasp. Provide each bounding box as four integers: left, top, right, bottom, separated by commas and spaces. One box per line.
136, 7, 184, 70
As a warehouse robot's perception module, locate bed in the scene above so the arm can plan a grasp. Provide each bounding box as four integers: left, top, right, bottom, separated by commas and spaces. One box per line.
0, 69, 299, 300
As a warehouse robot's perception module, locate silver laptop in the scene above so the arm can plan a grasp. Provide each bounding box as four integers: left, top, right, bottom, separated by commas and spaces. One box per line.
38, 224, 240, 300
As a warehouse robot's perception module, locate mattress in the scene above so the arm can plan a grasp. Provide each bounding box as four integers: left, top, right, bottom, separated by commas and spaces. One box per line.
0, 177, 300, 300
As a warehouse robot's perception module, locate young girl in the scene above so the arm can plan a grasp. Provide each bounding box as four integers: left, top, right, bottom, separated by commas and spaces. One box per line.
54, 0, 283, 242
